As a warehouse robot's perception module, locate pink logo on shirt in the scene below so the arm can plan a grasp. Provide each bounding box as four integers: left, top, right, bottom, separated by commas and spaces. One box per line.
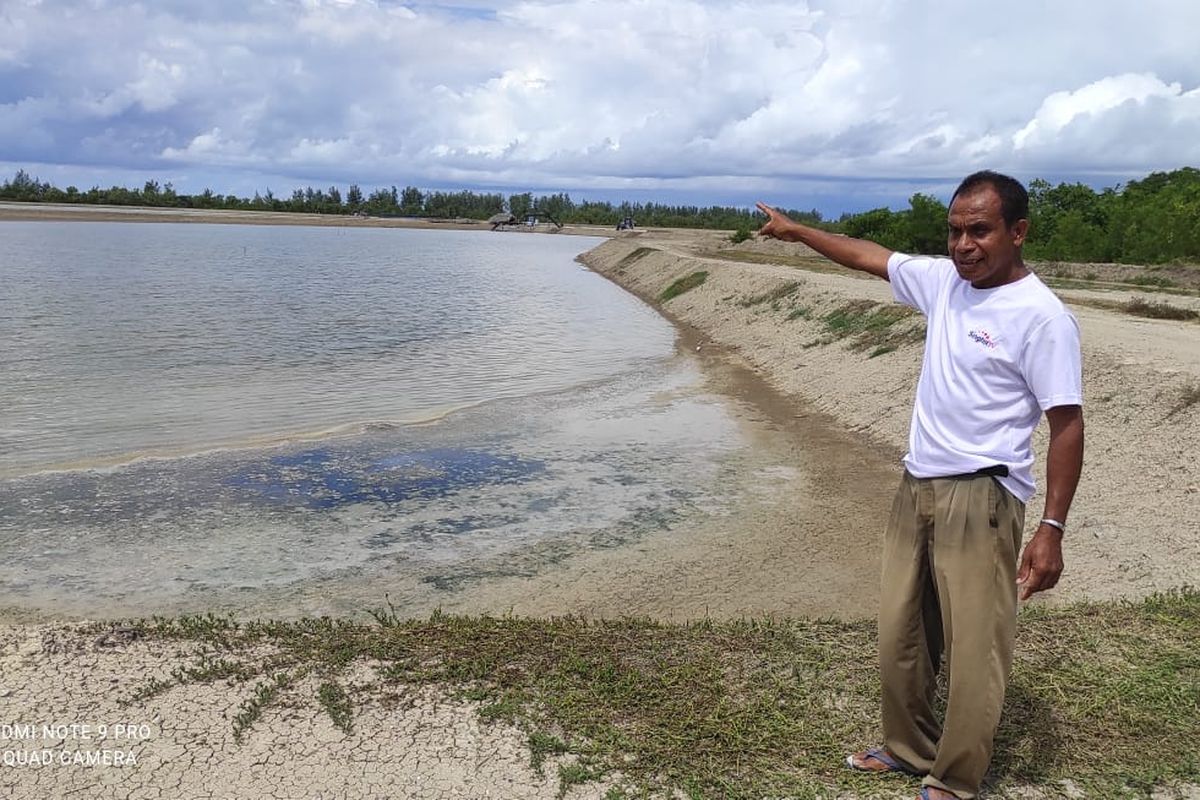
968, 329, 998, 349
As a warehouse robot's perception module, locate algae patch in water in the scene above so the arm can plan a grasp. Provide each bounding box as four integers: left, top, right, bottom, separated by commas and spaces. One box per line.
226, 447, 546, 510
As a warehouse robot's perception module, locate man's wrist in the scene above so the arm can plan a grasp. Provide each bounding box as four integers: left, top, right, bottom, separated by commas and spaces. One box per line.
1038, 518, 1066, 536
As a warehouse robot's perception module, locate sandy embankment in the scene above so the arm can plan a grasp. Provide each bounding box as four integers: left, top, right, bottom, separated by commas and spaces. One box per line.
580, 229, 1200, 604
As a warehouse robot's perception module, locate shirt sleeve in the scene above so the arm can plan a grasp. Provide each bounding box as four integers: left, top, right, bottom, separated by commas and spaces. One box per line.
887, 252, 944, 315
1019, 311, 1083, 410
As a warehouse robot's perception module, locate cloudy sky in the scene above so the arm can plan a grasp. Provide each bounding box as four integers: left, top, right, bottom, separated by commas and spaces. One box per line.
2, 0, 1198, 215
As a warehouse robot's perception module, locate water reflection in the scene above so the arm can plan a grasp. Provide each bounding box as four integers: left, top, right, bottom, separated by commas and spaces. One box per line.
0, 223, 667, 476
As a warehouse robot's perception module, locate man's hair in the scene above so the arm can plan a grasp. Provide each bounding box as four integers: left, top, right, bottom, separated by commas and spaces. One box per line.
951, 170, 1029, 227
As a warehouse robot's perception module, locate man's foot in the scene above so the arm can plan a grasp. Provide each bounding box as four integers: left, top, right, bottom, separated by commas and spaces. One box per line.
845, 746, 916, 774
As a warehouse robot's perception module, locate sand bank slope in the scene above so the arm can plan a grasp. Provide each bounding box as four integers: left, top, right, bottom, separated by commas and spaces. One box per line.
581, 230, 1200, 604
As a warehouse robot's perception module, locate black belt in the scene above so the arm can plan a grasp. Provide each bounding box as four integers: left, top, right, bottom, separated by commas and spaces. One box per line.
938, 464, 1009, 480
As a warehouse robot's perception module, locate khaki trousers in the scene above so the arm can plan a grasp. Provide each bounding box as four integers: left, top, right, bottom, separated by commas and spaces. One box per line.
879, 472, 1025, 799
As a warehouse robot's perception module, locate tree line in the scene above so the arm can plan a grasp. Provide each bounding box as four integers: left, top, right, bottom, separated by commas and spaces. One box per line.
2, 167, 1197, 264
0, 170, 818, 231
826, 167, 1200, 265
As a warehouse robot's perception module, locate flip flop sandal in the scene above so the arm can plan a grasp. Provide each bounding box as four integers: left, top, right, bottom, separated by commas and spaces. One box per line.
845, 746, 916, 774
918, 787, 958, 799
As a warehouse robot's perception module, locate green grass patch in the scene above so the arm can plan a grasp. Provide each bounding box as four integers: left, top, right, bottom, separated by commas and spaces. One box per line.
317, 680, 354, 734
659, 271, 708, 302
528, 730, 570, 774
1122, 298, 1199, 321
558, 760, 608, 797
729, 225, 753, 244
786, 307, 811, 321
738, 281, 802, 308
614, 247, 658, 272
1129, 275, 1178, 289
233, 672, 296, 743
113, 591, 1200, 798
822, 300, 923, 352
478, 690, 523, 722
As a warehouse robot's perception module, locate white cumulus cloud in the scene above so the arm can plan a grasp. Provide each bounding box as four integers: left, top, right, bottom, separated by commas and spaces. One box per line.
1011, 73, 1200, 171
1, 0, 1199, 209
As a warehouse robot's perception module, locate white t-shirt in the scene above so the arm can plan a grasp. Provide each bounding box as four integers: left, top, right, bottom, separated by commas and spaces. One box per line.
887, 253, 1082, 503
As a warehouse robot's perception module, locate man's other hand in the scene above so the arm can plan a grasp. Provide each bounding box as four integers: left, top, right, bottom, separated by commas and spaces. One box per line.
1016, 525, 1065, 600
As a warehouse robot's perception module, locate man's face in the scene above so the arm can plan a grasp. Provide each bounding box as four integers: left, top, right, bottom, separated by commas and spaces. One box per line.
947, 186, 1028, 289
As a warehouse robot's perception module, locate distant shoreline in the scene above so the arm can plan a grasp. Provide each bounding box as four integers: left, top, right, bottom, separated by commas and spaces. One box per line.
0, 200, 618, 238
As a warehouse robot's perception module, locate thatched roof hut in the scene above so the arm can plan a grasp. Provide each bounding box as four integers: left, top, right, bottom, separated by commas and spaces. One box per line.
488, 212, 518, 230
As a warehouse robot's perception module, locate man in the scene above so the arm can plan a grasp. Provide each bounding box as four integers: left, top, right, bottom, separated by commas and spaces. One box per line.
757, 171, 1084, 800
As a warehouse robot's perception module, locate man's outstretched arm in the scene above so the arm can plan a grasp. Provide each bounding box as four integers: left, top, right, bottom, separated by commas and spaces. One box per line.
756, 202, 894, 280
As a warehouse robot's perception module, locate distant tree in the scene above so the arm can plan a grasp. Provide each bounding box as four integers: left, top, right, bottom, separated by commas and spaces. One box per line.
838, 207, 901, 245
1043, 211, 1106, 262
365, 187, 396, 215
508, 192, 532, 219
346, 184, 363, 210
1109, 167, 1200, 263
904, 193, 949, 254
105, 184, 136, 205
537, 192, 573, 219
573, 199, 617, 225
1, 169, 40, 200
400, 186, 423, 216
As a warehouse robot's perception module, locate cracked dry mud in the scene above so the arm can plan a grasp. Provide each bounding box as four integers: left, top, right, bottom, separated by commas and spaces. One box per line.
0, 624, 613, 800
